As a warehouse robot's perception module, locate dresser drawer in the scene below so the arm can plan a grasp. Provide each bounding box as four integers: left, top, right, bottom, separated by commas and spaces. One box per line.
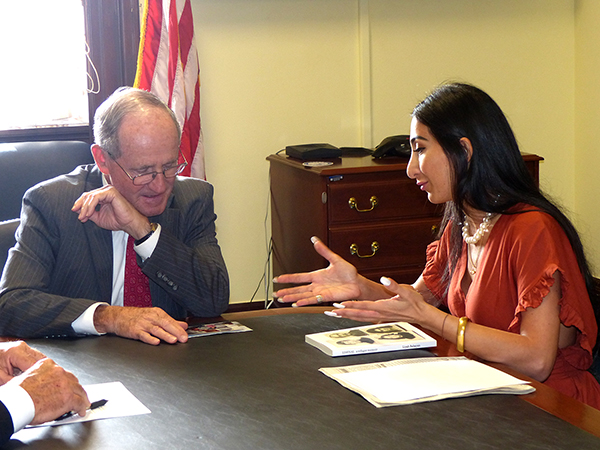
328, 217, 441, 272
327, 176, 438, 225
359, 265, 426, 285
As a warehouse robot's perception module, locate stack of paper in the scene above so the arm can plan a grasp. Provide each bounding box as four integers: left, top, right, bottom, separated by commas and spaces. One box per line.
320, 356, 535, 407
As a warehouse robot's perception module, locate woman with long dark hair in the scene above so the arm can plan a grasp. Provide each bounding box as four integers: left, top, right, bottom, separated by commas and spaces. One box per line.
274, 83, 600, 409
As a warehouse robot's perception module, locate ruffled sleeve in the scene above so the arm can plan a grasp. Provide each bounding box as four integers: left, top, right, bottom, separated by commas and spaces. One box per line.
503, 210, 597, 366
432, 206, 600, 406
422, 238, 448, 306
516, 265, 556, 313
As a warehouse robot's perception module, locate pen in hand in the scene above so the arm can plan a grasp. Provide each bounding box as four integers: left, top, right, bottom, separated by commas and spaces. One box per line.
55, 399, 108, 422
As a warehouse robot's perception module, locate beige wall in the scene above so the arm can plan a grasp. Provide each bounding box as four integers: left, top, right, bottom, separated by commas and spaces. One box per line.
575, 0, 600, 276
192, 0, 597, 305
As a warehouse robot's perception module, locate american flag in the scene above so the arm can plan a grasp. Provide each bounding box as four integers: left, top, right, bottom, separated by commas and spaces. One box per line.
134, 0, 204, 179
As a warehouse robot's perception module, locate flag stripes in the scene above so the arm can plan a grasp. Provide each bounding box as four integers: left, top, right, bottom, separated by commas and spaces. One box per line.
134, 0, 205, 179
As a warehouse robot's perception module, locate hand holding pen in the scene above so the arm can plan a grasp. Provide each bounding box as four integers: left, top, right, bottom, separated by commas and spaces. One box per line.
55, 399, 108, 421
9, 357, 90, 426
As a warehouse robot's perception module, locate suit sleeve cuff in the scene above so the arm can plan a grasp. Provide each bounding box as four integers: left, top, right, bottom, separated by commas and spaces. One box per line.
71, 302, 108, 335
0, 384, 34, 433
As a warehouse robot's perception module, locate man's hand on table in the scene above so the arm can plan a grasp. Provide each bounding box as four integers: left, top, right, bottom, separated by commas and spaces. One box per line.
11, 358, 90, 424
93, 305, 189, 345
0, 341, 45, 384
0, 342, 90, 425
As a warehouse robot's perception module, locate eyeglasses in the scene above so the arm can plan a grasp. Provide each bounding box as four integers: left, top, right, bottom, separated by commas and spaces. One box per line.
107, 150, 188, 186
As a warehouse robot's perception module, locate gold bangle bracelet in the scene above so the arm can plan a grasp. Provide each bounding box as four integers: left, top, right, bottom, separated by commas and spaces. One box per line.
456, 316, 469, 353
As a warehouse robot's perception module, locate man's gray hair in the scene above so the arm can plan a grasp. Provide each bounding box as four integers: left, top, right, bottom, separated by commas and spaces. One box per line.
93, 87, 182, 158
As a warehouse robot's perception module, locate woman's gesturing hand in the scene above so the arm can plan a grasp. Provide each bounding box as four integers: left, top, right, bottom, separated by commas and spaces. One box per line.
273, 237, 362, 307
326, 277, 432, 325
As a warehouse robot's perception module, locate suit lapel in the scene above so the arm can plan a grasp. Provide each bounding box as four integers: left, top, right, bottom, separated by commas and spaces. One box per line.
153, 208, 179, 238
82, 167, 113, 303
148, 195, 180, 308
84, 222, 113, 302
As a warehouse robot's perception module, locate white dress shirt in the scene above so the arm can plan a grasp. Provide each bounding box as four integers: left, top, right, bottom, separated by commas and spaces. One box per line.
0, 384, 34, 434
71, 225, 161, 335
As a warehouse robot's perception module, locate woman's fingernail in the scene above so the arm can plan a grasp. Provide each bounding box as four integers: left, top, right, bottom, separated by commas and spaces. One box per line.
311, 236, 319, 244
380, 276, 391, 286
272, 277, 279, 283
324, 311, 341, 318
332, 303, 345, 309
292, 303, 298, 308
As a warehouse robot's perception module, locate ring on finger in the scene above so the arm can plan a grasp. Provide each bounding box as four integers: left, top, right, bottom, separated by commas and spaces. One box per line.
316, 294, 324, 304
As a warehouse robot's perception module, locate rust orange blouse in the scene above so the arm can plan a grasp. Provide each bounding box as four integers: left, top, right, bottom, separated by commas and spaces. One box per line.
423, 204, 600, 409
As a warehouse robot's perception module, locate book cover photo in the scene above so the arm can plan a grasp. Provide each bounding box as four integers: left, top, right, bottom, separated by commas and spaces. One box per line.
305, 322, 436, 357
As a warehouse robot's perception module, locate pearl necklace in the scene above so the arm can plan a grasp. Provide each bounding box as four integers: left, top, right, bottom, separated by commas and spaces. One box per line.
462, 212, 494, 245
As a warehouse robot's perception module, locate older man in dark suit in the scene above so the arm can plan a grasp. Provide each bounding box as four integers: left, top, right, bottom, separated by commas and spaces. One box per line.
0, 87, 229, 345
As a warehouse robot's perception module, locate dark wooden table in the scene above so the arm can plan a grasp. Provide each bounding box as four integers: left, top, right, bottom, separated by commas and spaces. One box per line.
5, 307, 600, 449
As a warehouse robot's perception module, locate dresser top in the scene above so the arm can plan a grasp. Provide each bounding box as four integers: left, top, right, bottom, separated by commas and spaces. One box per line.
267, 153, 542, 177
267, 153, 410, 176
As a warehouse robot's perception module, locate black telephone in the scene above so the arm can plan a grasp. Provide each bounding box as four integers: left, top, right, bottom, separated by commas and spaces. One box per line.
372, 135, 411, 158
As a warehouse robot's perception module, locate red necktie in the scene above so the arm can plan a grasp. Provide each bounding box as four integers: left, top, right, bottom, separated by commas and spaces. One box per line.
123, 235, 152, 307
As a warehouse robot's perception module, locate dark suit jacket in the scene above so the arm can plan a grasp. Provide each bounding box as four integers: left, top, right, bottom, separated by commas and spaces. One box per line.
0, 401, 13, 446
0, 165, 229, 338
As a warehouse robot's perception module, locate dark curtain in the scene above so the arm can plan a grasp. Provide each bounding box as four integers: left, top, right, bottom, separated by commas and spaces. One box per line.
84, 0, 140, 143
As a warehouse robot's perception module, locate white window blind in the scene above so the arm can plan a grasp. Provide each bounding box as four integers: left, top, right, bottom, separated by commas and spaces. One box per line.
0, 0, 90, 130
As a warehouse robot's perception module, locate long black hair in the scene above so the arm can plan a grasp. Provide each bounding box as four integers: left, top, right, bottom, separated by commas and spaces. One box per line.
412, 82, 600, 338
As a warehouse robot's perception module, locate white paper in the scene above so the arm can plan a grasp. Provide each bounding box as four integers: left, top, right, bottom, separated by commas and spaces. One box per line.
28, 381, 151, 427
320, 356, 535, 407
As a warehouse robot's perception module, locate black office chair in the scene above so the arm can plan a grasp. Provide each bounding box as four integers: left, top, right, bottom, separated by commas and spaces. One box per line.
0, 140, 93, 221
589, 277, 600, 384
0, 219, 19, 274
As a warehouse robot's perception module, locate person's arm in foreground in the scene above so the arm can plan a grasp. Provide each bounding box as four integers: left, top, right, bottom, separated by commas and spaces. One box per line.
0, 341, 89, 436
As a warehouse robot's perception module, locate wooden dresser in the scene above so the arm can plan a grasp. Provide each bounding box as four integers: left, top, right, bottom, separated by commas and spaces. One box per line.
267, 153, 542, 285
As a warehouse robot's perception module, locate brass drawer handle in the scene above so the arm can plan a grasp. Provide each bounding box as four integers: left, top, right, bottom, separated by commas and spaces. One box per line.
348, 196, 378, 212
350, 241, 379, 258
